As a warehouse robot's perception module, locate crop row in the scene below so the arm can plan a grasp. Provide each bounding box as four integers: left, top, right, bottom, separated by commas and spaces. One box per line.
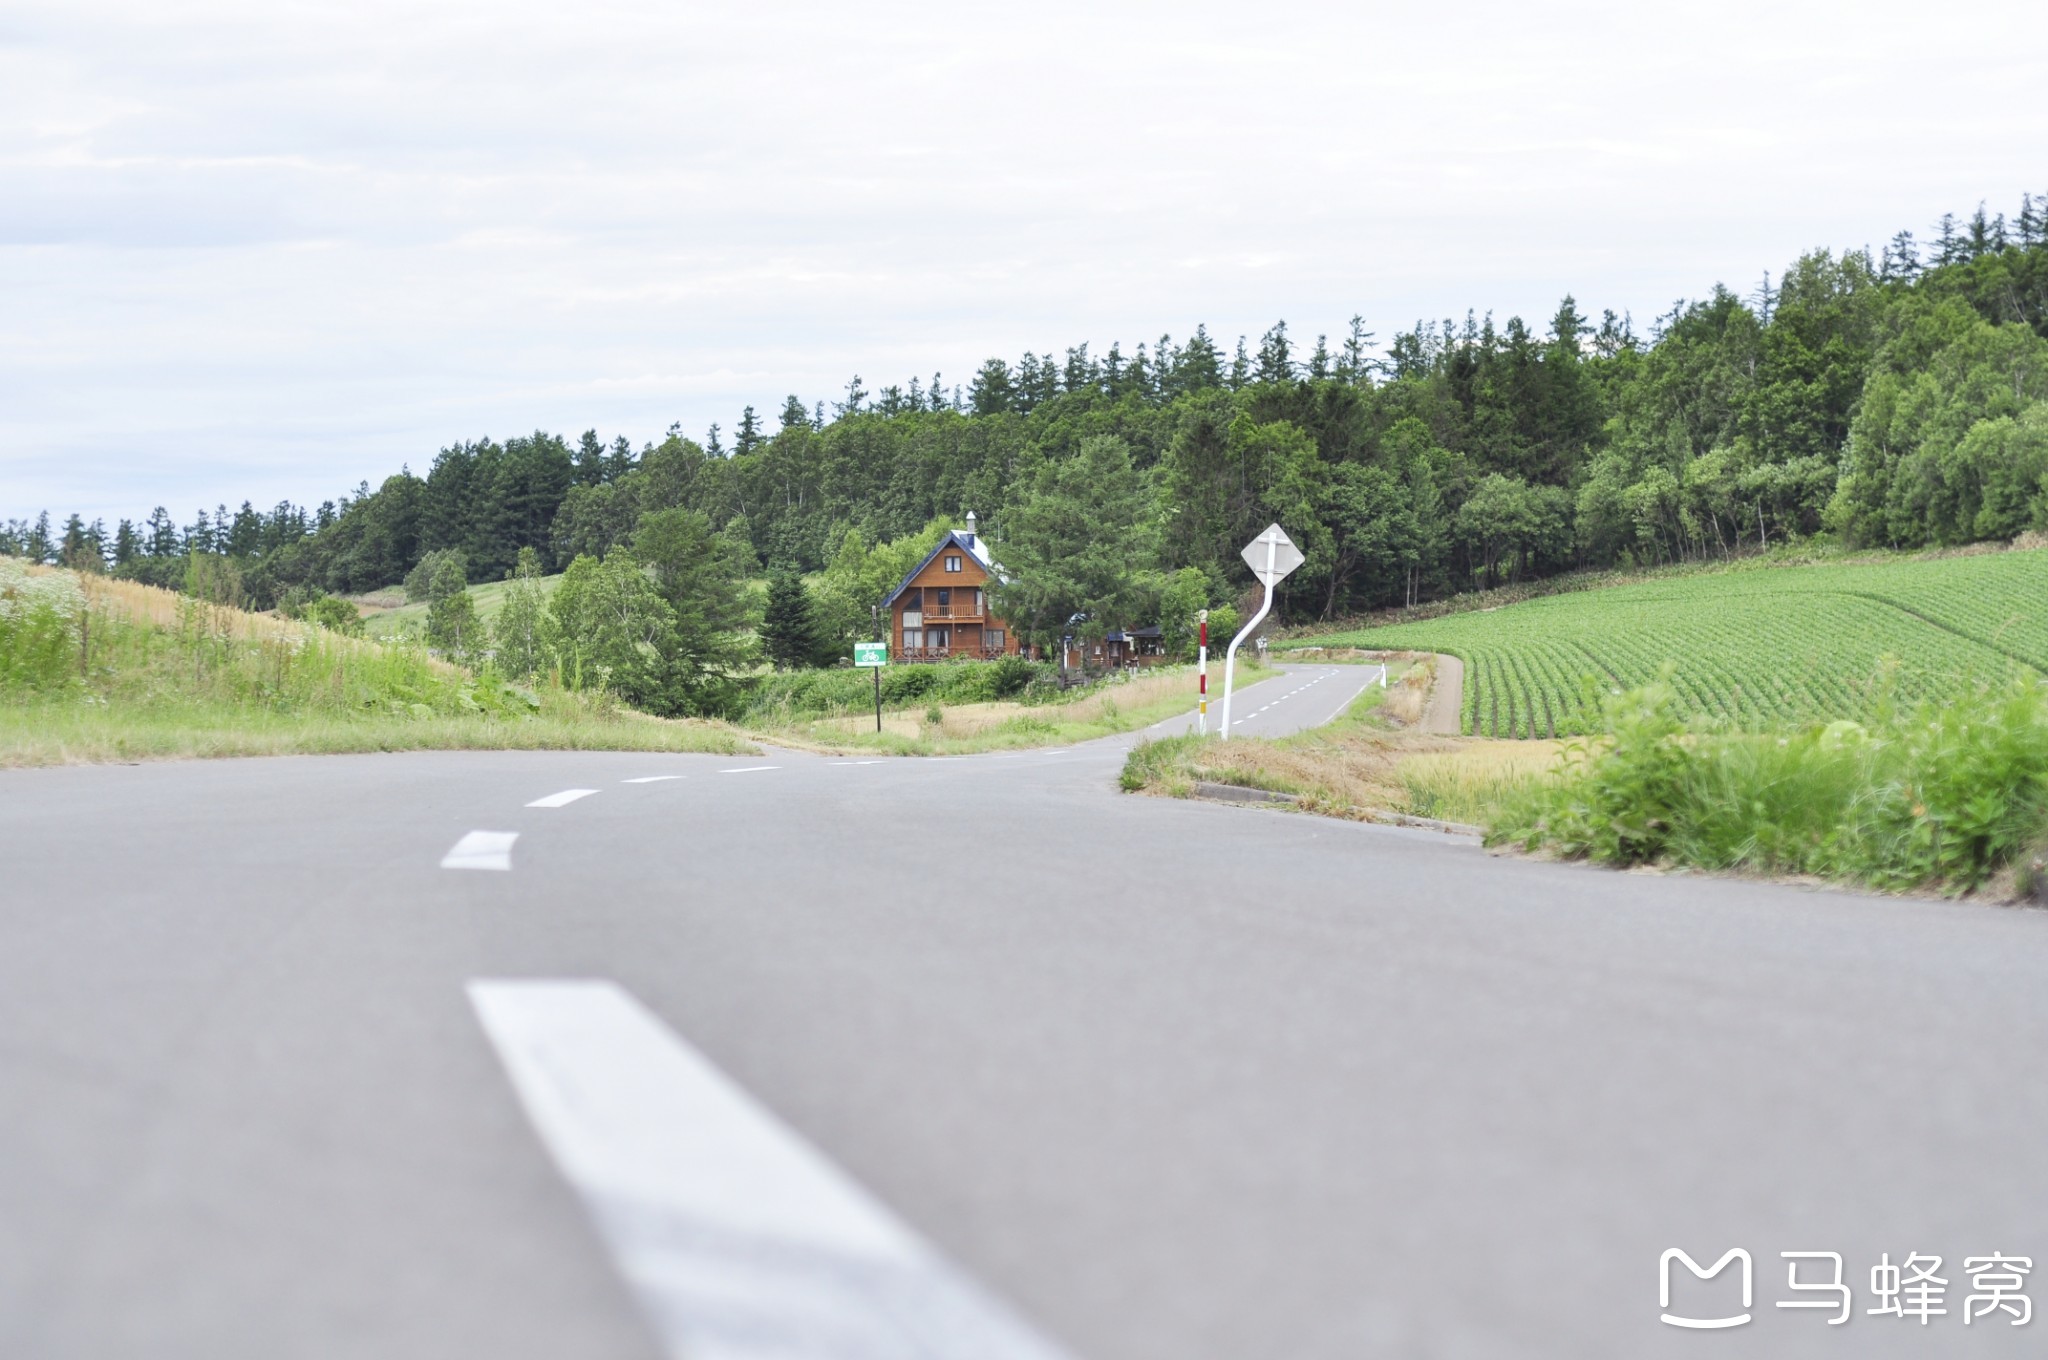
1307, 549, 2048, 737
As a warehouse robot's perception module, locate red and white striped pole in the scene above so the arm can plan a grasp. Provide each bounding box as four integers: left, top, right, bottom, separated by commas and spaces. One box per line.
1197, 609, 1209, 735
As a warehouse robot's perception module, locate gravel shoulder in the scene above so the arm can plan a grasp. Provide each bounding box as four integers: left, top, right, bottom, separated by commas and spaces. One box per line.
1419, 653, 1463, 734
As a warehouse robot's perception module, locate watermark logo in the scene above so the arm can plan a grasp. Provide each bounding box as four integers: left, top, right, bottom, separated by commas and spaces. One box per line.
1660, 1248, 1752, 1329
1661, 1247, 2031, 1331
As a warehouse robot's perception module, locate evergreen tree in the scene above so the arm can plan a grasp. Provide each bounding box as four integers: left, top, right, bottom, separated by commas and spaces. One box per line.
761, 570, 829, 669
735, 405, 763, 455
1256, 321, 1294, 383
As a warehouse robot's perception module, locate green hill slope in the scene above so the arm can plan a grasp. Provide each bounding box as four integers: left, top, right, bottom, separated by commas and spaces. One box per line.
1297, 548, 2048, 737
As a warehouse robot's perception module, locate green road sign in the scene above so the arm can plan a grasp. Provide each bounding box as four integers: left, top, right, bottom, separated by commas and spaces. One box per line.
854, 642, 888, 668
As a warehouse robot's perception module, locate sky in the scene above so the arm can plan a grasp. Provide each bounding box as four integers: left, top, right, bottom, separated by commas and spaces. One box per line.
4, 0, 2045, 527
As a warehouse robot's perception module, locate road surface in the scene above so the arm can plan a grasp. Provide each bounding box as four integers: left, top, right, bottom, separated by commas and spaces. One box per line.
2, 667, 2044, 1359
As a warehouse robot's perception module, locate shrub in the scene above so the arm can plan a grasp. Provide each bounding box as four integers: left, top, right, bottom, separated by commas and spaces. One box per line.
0, 557, 83, 692
1501, 669, 2048, 893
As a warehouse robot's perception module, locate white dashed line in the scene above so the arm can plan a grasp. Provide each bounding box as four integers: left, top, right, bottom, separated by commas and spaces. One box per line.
621, 775, 685, 784
527, 788, 599, 808
719, 766, 780, 774
442, 831, 518, 871
467, 980, 1073, 1360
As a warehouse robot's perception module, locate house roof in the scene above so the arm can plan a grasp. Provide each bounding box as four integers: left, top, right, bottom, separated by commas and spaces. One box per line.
879, 529, 994, 609
1104, 625, 1163, 642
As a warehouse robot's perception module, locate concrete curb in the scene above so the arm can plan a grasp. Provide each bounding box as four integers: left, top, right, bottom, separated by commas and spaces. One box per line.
1189, 782, 1482, 838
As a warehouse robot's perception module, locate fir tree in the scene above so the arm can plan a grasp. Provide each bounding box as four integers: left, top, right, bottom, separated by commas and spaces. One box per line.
761, 569, 828, 669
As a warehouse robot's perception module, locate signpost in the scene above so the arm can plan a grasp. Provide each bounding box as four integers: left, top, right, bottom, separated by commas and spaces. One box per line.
1218, 523, 1303, 740
1197, 609, 1209, 735
854, 641, 887, 732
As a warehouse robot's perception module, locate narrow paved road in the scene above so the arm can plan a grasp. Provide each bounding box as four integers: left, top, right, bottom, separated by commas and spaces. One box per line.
2, 684, 2044, 1359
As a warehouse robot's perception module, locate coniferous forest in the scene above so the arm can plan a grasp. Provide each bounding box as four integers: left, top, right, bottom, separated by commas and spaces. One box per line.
9, 193, 2048, 644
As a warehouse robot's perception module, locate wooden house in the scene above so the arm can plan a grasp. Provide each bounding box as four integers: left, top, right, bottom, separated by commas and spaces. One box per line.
1060, 626, 1167, 671
880, 514, 1025, 662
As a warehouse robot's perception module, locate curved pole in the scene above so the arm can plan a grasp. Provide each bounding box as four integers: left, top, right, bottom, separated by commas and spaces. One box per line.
1218, 540, 1277, 740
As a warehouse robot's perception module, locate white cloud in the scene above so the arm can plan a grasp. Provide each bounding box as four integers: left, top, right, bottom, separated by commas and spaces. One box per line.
3, 0, 2045, 520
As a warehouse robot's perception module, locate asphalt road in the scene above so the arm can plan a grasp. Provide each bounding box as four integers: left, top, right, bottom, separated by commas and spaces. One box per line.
3, 664, 2046, 1359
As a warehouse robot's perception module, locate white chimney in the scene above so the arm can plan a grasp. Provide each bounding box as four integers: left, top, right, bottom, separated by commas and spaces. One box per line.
963, 510, 977, 546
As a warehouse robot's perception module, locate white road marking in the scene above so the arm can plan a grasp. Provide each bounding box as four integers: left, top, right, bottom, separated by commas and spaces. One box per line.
528, 788, 599, 808
467, 980, 1073, 1360
622, 775, 686, 784
442, 831, 518, 871
718, 766, 780, 774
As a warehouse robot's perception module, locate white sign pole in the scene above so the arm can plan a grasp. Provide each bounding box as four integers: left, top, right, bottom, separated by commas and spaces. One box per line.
1219, 538, 1275, 741
1215, 524, 1302, 740
1196, 609, 1209, 736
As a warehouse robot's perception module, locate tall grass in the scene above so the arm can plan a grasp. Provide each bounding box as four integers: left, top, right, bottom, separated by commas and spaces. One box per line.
1498, 668, 2048, 893
0, 559, 752, 765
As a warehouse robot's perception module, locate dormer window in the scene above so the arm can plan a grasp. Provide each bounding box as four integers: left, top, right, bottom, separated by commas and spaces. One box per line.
944, 554, 962, 572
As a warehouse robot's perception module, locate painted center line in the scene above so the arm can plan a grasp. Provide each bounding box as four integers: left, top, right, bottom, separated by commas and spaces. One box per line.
468, 980, 1072, 1360
718, 766, 780, 775
528, 788, 599, 808
622, 775, 687, 784
442, 831, 518, 871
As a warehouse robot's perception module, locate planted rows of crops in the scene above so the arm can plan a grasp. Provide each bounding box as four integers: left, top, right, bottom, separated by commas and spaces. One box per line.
1297, 549, 2048, 737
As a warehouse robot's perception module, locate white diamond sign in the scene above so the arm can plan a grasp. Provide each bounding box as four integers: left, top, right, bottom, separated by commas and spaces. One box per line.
1240, 523, 1304, 585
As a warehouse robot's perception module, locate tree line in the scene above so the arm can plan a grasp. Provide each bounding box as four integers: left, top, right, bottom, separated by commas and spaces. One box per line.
8, 192, 2047, 686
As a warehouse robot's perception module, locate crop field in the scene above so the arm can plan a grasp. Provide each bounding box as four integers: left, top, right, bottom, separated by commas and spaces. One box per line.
1294, 548, 2048, 737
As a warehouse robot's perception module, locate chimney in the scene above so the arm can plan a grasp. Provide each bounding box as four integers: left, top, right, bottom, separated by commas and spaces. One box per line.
963, 510, 977, 547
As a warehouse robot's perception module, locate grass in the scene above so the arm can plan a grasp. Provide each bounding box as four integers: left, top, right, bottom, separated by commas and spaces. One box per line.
1494, 670, 2048, 897
1288, 542, 2048, 736
351, 574, 563, 640
2, 562, 755, 768
1116, 660, 1481, 815
755, 661, 1276, 755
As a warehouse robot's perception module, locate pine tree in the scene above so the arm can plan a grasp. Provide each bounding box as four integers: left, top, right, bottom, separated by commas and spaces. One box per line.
58, 514, 97, 571
836, 375, 868, 418
735, 405, 763, 455
705, 423, 723, 458
779, 395, 810, 432
1230, 337, 1251, 389
575, 430, 607, 485
761, 570, 827, 669
28, 510, 54, 563
1255, 321, 1293, 383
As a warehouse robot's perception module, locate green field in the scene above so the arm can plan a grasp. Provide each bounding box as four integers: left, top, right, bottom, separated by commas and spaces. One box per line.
352, 575, 564, 640
1295, 548, 2048, 737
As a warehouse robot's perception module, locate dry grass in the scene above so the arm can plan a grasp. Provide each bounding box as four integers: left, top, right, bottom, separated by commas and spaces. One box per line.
806, 665, 1217, 742
5, 561, 756, 767
1400, 739, 1564, 824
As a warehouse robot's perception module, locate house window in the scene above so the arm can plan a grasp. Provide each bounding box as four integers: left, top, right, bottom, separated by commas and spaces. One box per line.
986, 629, 1004, 651
903, 628, 923, 651
928, 627, 950, 651
973, 588, 983, 614
944, 554, 962, 572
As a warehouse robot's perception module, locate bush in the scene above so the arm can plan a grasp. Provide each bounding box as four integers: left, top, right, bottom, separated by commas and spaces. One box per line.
1501, 668, 2048, 893
0, 557, 83, 692
740, 656, 1057, 720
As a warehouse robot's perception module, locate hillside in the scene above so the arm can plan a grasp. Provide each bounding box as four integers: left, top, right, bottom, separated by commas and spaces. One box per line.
1296, 545, 2048, 737
0, 558, 751, 766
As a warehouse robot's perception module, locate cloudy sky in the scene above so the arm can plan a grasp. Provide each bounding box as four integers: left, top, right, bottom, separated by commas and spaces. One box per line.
4, 0, 2045, 525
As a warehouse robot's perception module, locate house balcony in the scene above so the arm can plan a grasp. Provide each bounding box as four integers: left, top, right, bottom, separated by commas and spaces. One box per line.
904, 602, 983, 623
